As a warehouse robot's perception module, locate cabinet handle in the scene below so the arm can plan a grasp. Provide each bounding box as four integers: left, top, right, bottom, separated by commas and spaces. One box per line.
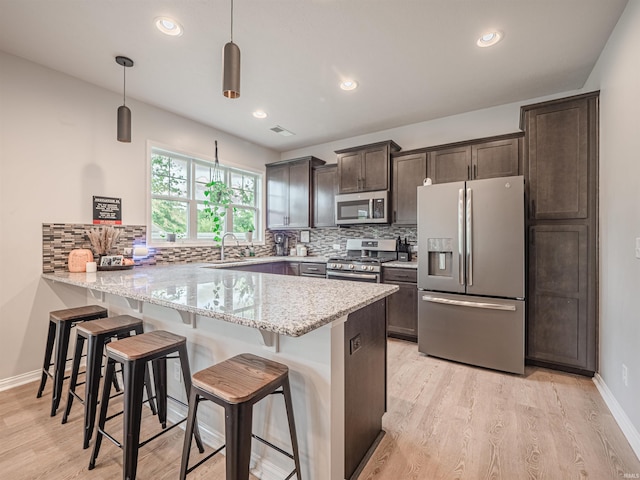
473, 164, 477, 179
467, 165, 470, 179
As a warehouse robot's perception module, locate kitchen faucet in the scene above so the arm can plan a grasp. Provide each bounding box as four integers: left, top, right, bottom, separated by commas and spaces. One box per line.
220, 233, 239, 261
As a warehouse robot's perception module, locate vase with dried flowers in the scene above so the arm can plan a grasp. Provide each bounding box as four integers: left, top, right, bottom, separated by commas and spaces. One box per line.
85, 226, 121, 259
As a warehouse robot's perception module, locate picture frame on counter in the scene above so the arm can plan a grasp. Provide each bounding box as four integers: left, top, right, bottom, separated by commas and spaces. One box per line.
100, 255, 124, 267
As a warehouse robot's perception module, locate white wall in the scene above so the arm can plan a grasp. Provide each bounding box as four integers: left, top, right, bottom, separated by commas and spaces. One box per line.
0, 52, 279, 381
582, 0, 640, 437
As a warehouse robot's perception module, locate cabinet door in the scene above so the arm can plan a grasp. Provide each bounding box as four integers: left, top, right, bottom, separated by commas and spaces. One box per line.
337, 152, 362, 193
266, 164, 289, 229
392, 153, 427, 225
526, 99, 589, 220
428, 145, 471, 184
314, 165, 338, 227
527, 224, 594, 371
472, 138, 519, 179
287, 161, 312, 228
362, 145, 389, 191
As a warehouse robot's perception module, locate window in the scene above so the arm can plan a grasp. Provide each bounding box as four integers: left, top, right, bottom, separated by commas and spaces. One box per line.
150, 146, 261, 243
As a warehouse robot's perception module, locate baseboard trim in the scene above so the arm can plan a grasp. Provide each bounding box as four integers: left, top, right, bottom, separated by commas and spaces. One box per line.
0, 369, 41, 392
593, 373, 640, 461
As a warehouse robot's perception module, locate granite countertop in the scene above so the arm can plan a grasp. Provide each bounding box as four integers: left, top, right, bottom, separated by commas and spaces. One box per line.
42, 262, 397, 337
383, 260, 418, 269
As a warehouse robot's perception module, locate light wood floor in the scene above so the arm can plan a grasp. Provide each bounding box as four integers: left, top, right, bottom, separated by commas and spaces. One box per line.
1, 339, 639, 479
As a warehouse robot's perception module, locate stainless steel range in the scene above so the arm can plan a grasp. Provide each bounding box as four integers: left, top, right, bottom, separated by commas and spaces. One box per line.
326, 238, 397, 283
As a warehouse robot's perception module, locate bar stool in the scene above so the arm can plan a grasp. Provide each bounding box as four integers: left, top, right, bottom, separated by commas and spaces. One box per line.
36, 305, 108, 416
61, 314, 157, 449
179, 353, 302, 480
89, 330, 204, 480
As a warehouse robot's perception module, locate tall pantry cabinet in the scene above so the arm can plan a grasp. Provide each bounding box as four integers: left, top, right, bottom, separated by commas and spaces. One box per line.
521, 92, 599, 375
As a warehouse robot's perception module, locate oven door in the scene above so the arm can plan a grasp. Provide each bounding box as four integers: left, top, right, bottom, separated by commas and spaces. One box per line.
326, 270, 380, 283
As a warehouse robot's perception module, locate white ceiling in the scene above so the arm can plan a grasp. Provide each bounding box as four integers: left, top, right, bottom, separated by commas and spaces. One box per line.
0, 0, 629, 152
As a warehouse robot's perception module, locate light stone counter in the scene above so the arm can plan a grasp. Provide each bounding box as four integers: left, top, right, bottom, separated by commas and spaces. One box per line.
42, 262, 396, 336
383, 260, 418, 269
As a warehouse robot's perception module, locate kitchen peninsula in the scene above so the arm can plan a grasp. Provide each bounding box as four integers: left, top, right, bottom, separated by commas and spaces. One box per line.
42, 262, 398, 480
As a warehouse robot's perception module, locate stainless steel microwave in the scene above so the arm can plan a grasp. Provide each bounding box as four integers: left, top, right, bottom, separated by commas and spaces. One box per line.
335, 190, 389, 225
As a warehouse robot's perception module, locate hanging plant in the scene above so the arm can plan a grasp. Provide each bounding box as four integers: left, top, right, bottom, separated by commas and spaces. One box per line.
203, 140, 235, 243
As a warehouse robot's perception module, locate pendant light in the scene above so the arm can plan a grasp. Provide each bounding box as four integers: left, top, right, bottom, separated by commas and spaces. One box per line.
222, 0, 240, 98
115, 56, 134, 142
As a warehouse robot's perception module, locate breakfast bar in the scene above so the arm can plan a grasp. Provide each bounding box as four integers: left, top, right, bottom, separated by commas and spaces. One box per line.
42, 262, 398, 479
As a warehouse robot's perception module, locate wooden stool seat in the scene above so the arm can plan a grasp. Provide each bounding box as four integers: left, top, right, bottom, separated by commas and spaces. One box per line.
192, 353, 289, 404
62, 314, 153, 449
90, 330, 204, 480
106, 330, 186, 361
36, 305, 108, 416
180, 354, 301, 480
50, 305, 108, 322
76, 314, 143, 336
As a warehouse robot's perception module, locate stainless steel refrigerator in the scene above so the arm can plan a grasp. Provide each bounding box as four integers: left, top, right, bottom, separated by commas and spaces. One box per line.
417, 175, 525, 374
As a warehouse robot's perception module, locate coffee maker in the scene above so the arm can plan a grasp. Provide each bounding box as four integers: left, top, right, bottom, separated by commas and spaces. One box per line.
273, 232, 289, 256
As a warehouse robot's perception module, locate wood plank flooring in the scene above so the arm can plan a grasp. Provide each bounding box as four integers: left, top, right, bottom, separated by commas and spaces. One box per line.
1, 338, 639, 479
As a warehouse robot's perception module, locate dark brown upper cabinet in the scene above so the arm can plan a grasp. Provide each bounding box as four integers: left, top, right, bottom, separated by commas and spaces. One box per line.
524, 98, 590, 220
335, 140, 401, 193
313, 164, 338, 228
391, 151, 427, 225
266, 156, 325, 229
427, 134, 521, 184
428, 145, 471, 184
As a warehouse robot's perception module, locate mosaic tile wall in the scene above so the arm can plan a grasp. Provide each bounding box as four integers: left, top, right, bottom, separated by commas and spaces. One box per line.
275, 225, 418, 257
43, 223, 417, 272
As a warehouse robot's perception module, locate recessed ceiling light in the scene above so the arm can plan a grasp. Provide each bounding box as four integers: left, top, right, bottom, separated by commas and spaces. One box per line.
252, 110, 268, 119
477, 31, 502, 47
340, 80, 359, 91
155, 17, 183, 37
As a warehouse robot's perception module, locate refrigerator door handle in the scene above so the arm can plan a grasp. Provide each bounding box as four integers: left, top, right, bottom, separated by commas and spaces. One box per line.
458, 188, 465, 285
466, 187, 473, 286
369, 198, 373, 219
421, 295, 517, 311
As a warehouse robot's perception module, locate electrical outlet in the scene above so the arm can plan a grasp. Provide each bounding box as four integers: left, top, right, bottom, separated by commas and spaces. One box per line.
333, 244, 341, 250
622, 364, 628, 387
350, 334, 362, 355
173, 362, 182, 383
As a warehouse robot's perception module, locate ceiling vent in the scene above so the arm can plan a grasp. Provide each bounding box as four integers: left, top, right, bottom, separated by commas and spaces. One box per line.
270, 125, 295, 137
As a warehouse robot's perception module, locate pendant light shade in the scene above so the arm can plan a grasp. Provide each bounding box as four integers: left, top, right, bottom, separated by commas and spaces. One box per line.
117, 105, 131, 142
223, 41, 241, 98
222, 0, 240, 98
115, 56, 134, 143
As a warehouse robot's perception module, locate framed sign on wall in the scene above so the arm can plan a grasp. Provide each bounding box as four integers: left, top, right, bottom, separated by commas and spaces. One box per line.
93, 196, 122, 225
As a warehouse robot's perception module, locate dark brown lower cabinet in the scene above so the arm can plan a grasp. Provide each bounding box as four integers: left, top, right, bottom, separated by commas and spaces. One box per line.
527, 224, 596, 373
383, 268, 418, 342
344, 299, 386, 479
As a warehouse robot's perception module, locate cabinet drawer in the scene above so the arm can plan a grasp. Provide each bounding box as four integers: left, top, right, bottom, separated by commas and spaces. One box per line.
383, 268, 417, 283
300, 262, 326, 276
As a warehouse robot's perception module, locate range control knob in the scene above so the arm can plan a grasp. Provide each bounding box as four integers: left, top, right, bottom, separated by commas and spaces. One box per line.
349, 264, 355, 270
368, 266, 375, 271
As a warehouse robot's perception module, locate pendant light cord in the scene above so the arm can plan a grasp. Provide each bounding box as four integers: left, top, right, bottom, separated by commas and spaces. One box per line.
122, 64, 127, 106
230, 0, 234, 42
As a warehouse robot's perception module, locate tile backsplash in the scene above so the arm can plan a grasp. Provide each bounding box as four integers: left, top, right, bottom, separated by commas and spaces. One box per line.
42, 223, 417, 272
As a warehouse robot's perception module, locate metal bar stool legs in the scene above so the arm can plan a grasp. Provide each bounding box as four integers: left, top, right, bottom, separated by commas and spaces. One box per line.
180, 353, 302, 480
36, 305, 108, 416
89, 331, 204, 480
61, 315, 157, 449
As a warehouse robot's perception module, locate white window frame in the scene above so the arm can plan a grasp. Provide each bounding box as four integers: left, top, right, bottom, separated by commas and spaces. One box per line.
146, 141, 263, 246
